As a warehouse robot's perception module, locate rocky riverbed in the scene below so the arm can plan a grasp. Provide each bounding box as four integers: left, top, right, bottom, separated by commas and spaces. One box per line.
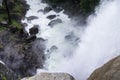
0, 0, 120, 80
0, 0, 46, 79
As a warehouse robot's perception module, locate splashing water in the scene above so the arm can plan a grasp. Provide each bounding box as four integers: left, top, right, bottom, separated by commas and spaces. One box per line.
22, 0, 120, 80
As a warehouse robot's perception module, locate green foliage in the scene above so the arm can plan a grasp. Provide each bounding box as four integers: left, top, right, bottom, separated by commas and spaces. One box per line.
0, 73, 7, 80
0, 44, 3, 49
47, 0, 65, 3
80, 0, 100, 14
0, 26, 6, 31
43, 0, 100, 15
0, 14, 7, 22
10, 20, 22, 29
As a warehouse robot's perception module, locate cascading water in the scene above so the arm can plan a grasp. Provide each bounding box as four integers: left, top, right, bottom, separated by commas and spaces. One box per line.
22, 0, 120, 80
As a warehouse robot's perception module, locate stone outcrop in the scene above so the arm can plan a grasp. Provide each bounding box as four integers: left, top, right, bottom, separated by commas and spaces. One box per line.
0, 28, 46, 78
0, 61, 17, 80
22, 73, 75, 80
88, 56, 120, 80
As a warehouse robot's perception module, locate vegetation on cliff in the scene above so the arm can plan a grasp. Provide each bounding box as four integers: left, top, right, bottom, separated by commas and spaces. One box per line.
0, 0, 28, 31
42, 0, 100, 16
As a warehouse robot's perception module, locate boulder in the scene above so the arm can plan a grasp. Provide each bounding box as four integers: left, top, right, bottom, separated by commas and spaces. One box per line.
48, 18, 62, 27
51, 5, 63, 13
21, 73, 75, 80
22, 23, 28, 27
27, 16, 38, 22
37, 9, 44, 13
43, 7, 52, 14
47, 15, 57, 20
29, 25, 39, 35
88, 56, 120, 80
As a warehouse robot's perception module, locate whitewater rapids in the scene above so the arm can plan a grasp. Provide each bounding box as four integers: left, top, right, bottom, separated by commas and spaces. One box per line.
22, 0, 120, 80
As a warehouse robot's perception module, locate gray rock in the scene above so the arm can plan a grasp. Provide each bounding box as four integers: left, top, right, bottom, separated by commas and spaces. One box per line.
21, 73, 75, 80
43, 7, 52, 14
65, 32, 80, 45
48, 18, 62, 27
27, 16, 38, 22
47, 15, 57, 20
0, 29, 46, 78
0, 62, 17, 80
22, 23, 28, 27
37, 9, 44, 13
88, 56, 120, 80
29, 25, 39, 35
52, 5, 63, 13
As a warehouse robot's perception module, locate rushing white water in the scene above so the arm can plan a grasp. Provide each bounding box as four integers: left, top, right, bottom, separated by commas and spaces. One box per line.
22, 0, 120, 80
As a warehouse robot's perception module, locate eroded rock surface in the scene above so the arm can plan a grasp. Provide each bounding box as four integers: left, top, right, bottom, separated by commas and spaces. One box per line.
22, 73, 75, 80
88, 56, 120, 80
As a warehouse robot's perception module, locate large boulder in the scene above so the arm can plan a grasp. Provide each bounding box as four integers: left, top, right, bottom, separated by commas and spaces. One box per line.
22, 73, 75, 80
0, 29, 46, 78
88, 56, 120, 80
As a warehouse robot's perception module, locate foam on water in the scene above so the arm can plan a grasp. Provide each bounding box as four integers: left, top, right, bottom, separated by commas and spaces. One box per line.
23, 0, 120, 80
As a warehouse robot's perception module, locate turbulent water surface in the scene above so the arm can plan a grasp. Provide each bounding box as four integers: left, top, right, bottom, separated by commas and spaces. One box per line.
22, 0, 120, 80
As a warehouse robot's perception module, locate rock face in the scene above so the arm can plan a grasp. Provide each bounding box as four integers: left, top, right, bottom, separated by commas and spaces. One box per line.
0, 62, 17, 80
22, 73, 75, 80
0, 29, 46, 78
88, 56, 120, 80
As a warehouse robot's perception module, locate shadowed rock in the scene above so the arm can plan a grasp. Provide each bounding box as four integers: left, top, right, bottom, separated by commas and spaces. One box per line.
29, 25, 39, 35
47, 15, 57, 20
48, 18, 62, 27
37, 9, 44, 13
43, 7, 52, 14
0, 29, 46, 78
0, 62, 17, 80
88, 56, 120, 80
27, 16, 38, 22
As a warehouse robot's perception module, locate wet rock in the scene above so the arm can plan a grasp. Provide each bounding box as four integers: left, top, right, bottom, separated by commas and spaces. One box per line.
43, 7, 52, 14
27, 16, 38, 22
19, 27, 29, 38
9, 27, 20, 33
65, 32, 80, 45
26, 35, 37, 43
37, 9, 44, 13
47, 15, 57, 20
0, 29, 46, 78
48, 18, 62, 27
29, 25, 39, 35
22, 73, 75, 80
88, 56, 120, 80
0, 62, 17, 80
52, 5, 63, 13
22, 23, 28, 27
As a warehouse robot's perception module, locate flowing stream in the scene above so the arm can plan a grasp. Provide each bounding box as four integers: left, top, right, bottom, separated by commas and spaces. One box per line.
22, 0, 120, 80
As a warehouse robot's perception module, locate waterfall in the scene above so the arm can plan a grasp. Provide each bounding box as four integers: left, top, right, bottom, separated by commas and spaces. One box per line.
22, 0, 120, 80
